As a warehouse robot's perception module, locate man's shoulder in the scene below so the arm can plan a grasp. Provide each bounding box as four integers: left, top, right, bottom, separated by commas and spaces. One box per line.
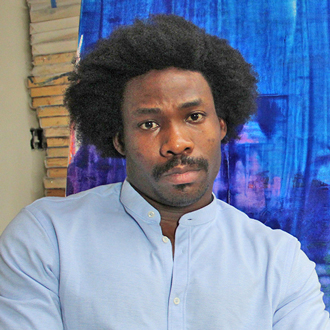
1, 182, 126, 248
213, 198, 297, 246
29, 181, 123, 212
7, 182, 124, 232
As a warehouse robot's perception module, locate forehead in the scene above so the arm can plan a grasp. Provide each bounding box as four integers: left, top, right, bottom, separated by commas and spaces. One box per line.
121, 67, 214, 111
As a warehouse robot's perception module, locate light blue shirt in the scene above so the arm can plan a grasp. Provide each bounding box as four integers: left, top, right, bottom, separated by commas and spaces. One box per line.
0, 180, 329, 329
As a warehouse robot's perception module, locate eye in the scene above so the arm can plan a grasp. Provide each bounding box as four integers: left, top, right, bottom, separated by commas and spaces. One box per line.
139, 120, 159, 130
187, 113, 205, 123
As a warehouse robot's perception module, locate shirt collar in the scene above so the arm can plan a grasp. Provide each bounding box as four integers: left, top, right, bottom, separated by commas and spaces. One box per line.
120, 179, 218, 226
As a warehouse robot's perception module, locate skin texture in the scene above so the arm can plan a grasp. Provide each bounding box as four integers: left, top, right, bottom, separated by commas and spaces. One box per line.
114, 67, 227, 247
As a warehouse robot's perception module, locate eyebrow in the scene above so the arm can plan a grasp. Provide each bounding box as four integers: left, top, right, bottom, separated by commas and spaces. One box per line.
133, 99, 203, 116
178, 99, 202, 109
133, 108, 161, 116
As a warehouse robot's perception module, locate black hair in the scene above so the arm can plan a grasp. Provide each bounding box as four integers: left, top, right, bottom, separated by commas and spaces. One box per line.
65, 14, 258, 158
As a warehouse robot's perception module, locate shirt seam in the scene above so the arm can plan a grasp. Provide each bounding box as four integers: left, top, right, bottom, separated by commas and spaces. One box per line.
22, 207, 59, 255
277, 236, 299, 307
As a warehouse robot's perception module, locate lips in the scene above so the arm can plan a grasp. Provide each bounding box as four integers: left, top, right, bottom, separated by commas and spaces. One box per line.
163, 166, 199, 176
152, 156, 209, 182
161, 166, 202, 184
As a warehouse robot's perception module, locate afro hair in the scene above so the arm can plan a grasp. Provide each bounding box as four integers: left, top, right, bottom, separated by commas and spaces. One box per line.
65, 14, 258, 158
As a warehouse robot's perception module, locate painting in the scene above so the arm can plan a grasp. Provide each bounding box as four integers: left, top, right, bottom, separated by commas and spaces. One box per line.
67, 0, 330, 309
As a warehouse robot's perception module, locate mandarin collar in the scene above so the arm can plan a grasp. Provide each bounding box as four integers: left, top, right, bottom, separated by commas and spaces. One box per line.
120, 179, 218, 226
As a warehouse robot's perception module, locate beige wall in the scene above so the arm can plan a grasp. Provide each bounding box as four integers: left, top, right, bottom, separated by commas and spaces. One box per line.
0, 0, 45, 234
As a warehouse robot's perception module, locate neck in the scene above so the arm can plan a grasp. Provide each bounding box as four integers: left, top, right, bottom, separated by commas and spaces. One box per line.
131, 185, 213, 257
138, 188, 213, 223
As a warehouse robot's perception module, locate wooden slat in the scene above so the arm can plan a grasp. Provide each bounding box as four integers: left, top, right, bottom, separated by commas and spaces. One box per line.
32, 95, 64, 107
28, 0, 81, 12
32, 39, 78, 56
47, 168, 68, 178
30, 84, 68, 97
40, 116, 70, 128
37, 106, 69, 117
27, 0, 78, 4
33, 52, 75, 66
46, 147, 70, 158
31, 63, 74, 76
45, 188, 66, 197
27, 75, 69, 88
30, 4, 81, 23
31, 27, 79, 45
30, 16, 79, 34
45, 157, 69, 168
46, 137, 70, 147
43, 177, 67, 189
44, 127, 70, 137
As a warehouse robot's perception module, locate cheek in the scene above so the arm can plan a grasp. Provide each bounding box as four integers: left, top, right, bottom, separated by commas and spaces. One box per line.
204, 131, 222, 165
131, 147, 144, 159
125, 137, 144, 158
126, 146, 155, 172
204, 127, 221, 148
195, 127, 221, 157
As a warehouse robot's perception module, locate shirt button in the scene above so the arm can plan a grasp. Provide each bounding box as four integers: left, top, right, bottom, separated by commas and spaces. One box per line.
173, 297, 180, 305
148, 211, 155, 218
162, 236, 169, 243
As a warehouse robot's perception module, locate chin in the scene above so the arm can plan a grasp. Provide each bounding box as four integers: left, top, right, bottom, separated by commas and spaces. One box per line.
155, 183, 210, 208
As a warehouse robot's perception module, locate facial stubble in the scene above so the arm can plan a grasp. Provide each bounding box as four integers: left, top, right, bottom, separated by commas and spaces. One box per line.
150, 155, 210, 207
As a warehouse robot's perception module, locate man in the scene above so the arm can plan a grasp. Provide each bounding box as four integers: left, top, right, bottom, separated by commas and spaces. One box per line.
0, 14, 329, 329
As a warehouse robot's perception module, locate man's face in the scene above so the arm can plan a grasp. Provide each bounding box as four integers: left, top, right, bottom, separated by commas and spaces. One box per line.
114, 67, 227, 210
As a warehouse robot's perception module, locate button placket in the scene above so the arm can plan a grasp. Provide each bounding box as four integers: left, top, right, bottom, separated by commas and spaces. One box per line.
167, 226, 190, 329
162, 236, 169, 243
173, 297, 180, 305
147, 211, 155, 218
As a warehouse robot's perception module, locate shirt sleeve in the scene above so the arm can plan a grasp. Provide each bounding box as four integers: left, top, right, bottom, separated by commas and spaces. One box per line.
0, 208, 64, 330
273, 237, 330, 329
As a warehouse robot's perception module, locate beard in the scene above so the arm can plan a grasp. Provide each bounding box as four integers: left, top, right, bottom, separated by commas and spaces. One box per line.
152, 155, 208, 181
149, 155, 210, 207
151, 181, 211, 207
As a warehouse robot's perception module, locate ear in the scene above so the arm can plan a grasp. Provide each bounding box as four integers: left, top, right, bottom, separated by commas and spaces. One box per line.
219, 118, 227, 141
113, 132, 126, 156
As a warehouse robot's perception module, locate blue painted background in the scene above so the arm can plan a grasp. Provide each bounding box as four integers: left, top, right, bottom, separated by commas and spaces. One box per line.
67, 0, 330, 309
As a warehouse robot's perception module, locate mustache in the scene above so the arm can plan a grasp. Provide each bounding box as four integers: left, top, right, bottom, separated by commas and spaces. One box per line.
152, 155, 209, 181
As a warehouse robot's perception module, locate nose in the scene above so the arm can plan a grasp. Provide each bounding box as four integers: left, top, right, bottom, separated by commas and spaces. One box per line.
160, 125, 194, 157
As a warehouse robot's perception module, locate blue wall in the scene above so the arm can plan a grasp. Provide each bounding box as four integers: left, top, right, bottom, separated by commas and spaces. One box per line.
68, 0, 330, 309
